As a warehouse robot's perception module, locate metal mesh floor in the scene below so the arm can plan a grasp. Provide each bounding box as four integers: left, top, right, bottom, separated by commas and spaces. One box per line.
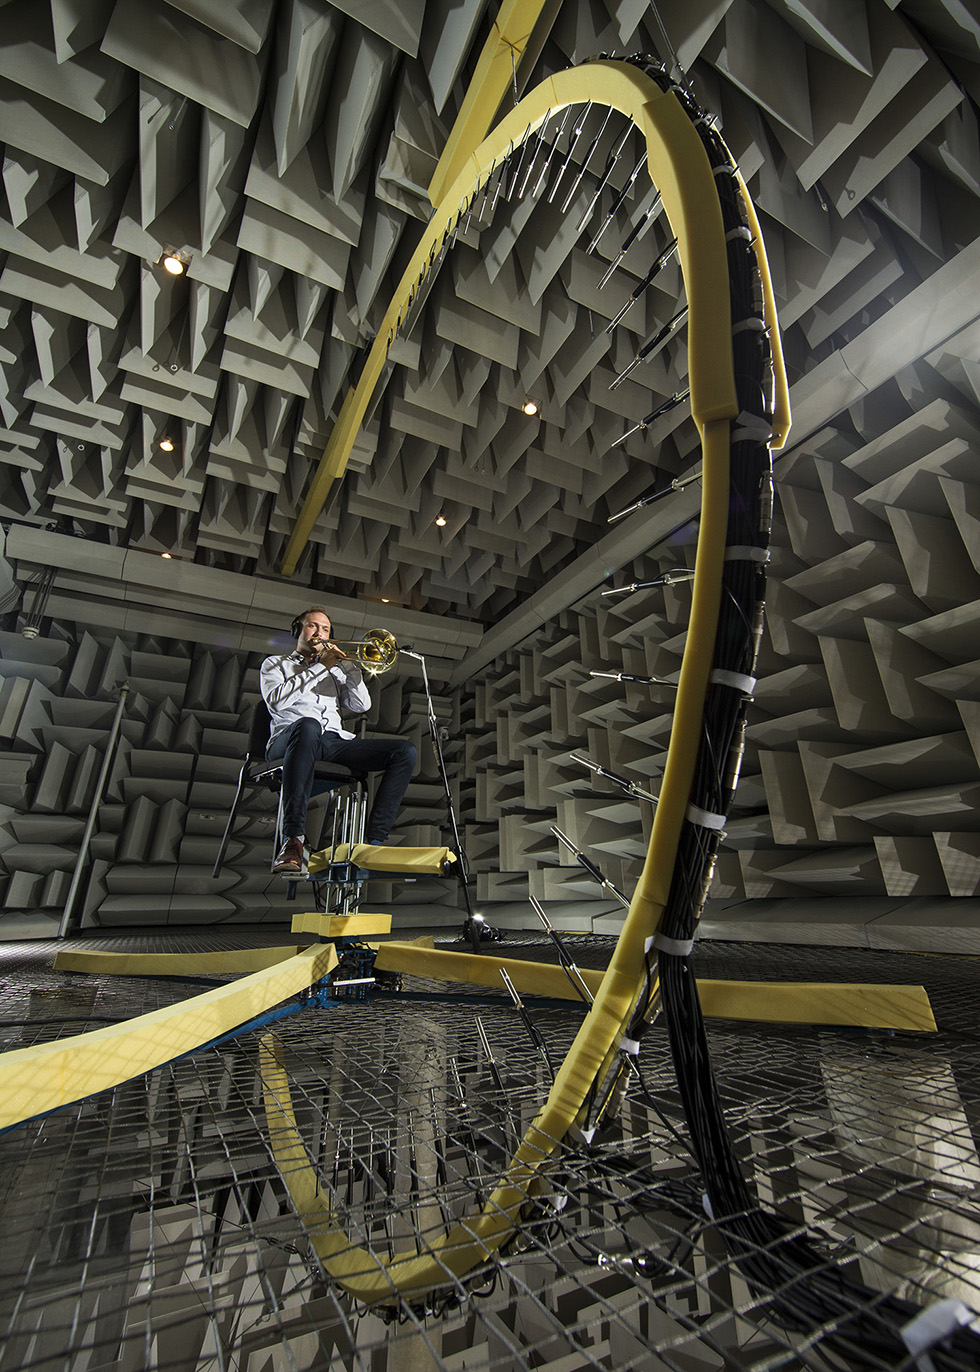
1, 935, 978, 1371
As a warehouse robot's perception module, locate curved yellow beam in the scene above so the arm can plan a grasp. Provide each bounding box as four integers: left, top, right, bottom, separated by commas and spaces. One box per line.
0, 946, 337, 1132
265, 61, 757, 1303
281, 59, 738, 577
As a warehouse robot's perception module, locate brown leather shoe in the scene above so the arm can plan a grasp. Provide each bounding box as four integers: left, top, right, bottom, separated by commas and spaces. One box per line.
272, 837, 304, 874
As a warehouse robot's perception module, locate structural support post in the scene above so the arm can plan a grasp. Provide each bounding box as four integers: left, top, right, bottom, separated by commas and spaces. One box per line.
59, 680, 130, 939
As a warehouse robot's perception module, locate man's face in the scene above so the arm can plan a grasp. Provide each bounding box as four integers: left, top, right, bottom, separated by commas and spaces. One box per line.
298, 612, 331, 652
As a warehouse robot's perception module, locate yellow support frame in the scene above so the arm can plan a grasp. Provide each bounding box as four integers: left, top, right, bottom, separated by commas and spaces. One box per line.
280, 58, 788, 577
0, 59, 797, 1303
263, 60, 790, 1301
373, 942, 937, 1032
0, 946, 337, 1132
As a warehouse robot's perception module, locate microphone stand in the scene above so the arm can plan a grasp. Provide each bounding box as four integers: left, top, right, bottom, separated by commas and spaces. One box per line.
400, 649, 484, 949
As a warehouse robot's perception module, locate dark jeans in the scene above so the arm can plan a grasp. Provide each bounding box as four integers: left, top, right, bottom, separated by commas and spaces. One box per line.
267, 717, 417, 844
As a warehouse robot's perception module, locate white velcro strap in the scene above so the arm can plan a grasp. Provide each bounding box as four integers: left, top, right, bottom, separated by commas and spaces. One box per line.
644, 936, 655, 953
732, 317, 766, 335
619, 1036, 641, 1055
579, 1126, 597, 1145
725, 545, 770, 563
731, 410, 773, 444
725, 225, 752, 242
901, 1298, 975, 1371
703, 1193, 714, 1220
651, 933, 694, 956
687, 804, 726, 831
711, 669, 757, 694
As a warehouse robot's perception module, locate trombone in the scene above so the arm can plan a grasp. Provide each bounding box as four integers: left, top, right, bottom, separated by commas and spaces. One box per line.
312, 628, 399, 676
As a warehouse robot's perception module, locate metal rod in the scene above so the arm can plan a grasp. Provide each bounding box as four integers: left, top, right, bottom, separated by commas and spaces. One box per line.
552, 824, 631, 909
610, 304, 689, 389
608, 388, 691, 455
548, 101, 593, 204
606, 240, 679, 332
400, 648, 474, 918
606, 462, 699, 521
560, 107, 614, 212
499, 968, 555, 1080
529, 895, 594, 1006
589, 670, 678, 688
601, 569, 695, 594
506, 124, 534, 199
576, 122, 634, 232
598, 190, 664, 287
568, 752, 659, 805
59, 680, 129, 938
532, 107, 573, 197
517, 111, 554, 197
587, 154, 647, 253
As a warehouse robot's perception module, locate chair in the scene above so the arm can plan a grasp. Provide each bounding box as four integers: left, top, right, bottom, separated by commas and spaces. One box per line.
212, 698, 367, 878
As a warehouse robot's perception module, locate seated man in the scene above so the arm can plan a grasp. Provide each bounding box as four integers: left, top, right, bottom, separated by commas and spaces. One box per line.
261, 606, 417, 874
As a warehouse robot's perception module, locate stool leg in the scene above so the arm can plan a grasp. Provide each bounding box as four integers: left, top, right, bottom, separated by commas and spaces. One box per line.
273, 787, 286, 867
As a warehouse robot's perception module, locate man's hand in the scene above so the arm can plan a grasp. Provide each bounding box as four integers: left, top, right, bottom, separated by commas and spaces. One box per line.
314, 640, 348, 669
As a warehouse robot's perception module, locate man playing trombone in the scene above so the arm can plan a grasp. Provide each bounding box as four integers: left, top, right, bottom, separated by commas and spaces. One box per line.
260, 606, 417, 874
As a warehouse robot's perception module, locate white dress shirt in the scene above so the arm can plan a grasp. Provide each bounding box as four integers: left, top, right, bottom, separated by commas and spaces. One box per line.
260, 651, 372, 746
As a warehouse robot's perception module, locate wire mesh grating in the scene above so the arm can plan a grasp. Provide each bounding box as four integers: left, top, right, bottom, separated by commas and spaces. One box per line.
1, 934, 978, 1371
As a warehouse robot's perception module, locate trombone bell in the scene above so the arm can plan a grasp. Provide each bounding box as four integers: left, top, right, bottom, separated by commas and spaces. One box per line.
352, 628, 397, 676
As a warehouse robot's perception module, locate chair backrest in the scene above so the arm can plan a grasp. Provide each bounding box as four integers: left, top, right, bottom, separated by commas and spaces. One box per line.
247, 697, 273, 759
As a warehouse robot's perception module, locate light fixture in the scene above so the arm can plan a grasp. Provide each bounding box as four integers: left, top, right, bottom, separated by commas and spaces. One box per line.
435, 514, 447, 527
381, 597, 389, 603
158, 435, 174, 452
161, 552, 172, 559
522, 399, 538, 416
160, 249, 187, 276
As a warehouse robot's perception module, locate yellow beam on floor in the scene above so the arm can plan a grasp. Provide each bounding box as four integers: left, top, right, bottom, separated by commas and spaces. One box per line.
54, 946, 309, 977
0, 945, 337, 1132
374, 942, 937, 1032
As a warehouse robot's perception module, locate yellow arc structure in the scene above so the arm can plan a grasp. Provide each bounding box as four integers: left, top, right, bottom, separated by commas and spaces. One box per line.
0, 57, 796, 1307
262, 58, 791, 1302
280, 58, 790, 578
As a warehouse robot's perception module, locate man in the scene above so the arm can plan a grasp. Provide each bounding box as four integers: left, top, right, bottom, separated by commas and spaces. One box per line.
261, 606, 417, 874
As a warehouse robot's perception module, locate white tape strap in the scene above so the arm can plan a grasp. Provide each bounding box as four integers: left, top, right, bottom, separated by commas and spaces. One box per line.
725, 545, 770, 564
725, 225, 752, 243
731, 410, 773, 444
644, 936, 655, 954
711, 669, 756, 694
732, 317, 766, 335
651, 933, 694, 957
579, 1126, 597, 1145
687, 804, 726, 831
901, 1298, 974, 1370
619, 1036, 641, 1056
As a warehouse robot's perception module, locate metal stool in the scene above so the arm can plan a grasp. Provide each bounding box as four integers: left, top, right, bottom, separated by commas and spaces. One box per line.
212, 700, 368, 880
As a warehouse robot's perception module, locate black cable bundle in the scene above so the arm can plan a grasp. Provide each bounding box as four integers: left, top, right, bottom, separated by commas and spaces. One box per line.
609, 56, 980, 1372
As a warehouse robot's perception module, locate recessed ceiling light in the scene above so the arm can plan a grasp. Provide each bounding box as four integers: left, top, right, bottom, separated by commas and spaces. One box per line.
160, 250, 186, 275
161, 552, 172, 559
522, 399, 538, 416
435, 514, 447, 527
158, 436, 174, 452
